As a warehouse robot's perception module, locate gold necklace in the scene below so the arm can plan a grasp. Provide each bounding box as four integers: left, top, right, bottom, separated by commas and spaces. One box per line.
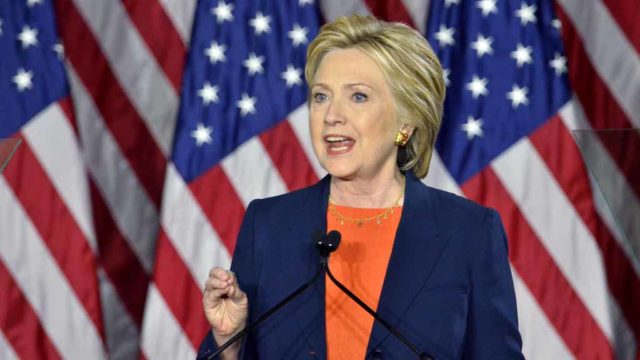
328, 176, 405, 227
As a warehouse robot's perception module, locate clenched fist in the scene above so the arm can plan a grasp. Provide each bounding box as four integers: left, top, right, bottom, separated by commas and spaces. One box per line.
203, 267, 249, 359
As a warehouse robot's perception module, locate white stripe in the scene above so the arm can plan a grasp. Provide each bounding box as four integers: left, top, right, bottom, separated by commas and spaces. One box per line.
491, 136, 636, 357
21, 103, 97, 252
512, 269, 574, 360
0, 331, 19, 360
141, 284, 197, 360
67, 65, 158, 272
423, 151, 462, 196
97, 268, 139, 360
402, 0, 429, 34
0, 178, 106, 360
22, 93, 143, 359
71, 0, 178, 154
20, 95, 147, 360
157, 0, 197, 44
559, 99, 640, 278
287, 105, 327, 179
162, 164, 231, 285
556, 0, 640, 127
319, 0, 371, 22
222, 138, 288, 206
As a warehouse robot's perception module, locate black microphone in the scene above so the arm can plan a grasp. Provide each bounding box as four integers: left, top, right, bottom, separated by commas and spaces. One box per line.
315, 229, 341, 264
322, 230, 434, 360
206, 232, 328, 359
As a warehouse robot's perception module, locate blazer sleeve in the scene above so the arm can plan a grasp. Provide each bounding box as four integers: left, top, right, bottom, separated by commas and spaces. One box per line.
462, 209, 524, 359
196, 200, 261, 360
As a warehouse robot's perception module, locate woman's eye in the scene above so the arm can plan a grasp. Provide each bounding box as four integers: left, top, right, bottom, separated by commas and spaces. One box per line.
313, 92, 328, 103
352, 92, 368, 103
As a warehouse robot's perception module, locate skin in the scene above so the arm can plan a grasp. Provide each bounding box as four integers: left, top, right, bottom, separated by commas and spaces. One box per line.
202, 47, 413, 359
309, 48, 413, 208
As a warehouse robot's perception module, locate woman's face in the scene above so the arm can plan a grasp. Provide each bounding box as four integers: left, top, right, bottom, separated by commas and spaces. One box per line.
309, 48, 403, 181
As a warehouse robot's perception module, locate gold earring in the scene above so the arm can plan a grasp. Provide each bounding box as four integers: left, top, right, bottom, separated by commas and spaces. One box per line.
394, 130, 409, 147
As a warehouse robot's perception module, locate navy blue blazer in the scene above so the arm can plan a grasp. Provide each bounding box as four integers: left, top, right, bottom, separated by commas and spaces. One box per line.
197, 172, 523, 359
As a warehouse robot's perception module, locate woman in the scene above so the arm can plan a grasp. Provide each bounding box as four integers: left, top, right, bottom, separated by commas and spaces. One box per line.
199, 15, 523, 359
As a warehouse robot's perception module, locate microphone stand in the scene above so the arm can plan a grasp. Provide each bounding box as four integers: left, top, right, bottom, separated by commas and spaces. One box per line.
207, 267, 323, 359
323, 262, 434, 360
207, 230, 433, 359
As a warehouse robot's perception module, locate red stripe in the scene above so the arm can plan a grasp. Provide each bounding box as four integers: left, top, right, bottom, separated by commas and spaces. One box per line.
121, 0, 186, 90
259, 120, 319, 192
89, 180, 150, 326
153, 230, 210, 348
462, 168, 614, 358
556, 4, 640, 200
57, 97, 79, 135
2, 136, 105, 339
364, 0, 416, 28
57, 99, 150, 327
0, 260, 62, 360
599, 0, 640, 55
531, 115, 640, 339
189, 166, 245, 255
54, 0, 167, 208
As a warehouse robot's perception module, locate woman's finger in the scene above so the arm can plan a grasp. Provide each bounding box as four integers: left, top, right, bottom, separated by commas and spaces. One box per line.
204, 286, 231, 303
209, 267, 231, 281
204, 277, 231, 291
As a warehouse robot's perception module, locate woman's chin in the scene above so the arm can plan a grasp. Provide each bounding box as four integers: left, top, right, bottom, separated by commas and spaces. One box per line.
323, 163, 359, 180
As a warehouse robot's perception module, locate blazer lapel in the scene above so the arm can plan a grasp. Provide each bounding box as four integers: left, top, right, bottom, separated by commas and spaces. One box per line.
367, 172, 450, 354
283, 175, 331, 359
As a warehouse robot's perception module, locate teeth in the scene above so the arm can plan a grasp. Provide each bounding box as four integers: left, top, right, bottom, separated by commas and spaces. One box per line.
326, 136, 348, 142
333, 146, 349, 151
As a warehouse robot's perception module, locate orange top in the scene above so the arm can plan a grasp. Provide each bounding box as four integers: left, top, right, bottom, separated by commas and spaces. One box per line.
325, 204, 402, 360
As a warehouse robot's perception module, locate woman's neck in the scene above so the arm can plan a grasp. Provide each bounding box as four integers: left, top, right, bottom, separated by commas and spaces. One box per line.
329, 169, 405, 208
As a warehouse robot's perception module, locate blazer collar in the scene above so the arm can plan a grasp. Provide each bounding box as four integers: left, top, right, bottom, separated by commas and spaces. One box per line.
366, 171, 449, 354
284, 175, 330, 359
286, 173, 449, 358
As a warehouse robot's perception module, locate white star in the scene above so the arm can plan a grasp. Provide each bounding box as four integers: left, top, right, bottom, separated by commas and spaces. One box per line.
461, 116, 484, 139
443, 68, 451, 86
12, 68, 34, 92
197, 82, 219, 105
211, 1, 234, 23
52, 42, 64, 59
282, 64, 302, 88
477, 0, 498, 16
466, 75, 489, 99
551, 19, 562, 30
27, 0, 43, 7
434, 25, 455, 47
243, 53, 265, 76
506, 85, 529, 108
511, 43, 533, 67
288, 24, 308, 47
17, 26, 39, 48
445, 0, 460, 6
470, 34, 494, 58
191, 123, 213, 146
237, 93, 257, 117
204, 41, 227, 64
549, 53, 567, 75
298, 0, 314, 6
249, 12, 271, 35
515, 3, 537, 25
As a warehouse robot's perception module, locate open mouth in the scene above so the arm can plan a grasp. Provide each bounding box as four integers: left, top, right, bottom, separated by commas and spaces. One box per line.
324, 135, 355, 155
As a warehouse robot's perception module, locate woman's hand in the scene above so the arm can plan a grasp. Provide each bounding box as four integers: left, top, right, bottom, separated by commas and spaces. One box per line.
203, 267, 249, 357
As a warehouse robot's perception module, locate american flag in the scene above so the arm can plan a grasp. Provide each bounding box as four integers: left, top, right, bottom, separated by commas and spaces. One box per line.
0, 0, 638, 359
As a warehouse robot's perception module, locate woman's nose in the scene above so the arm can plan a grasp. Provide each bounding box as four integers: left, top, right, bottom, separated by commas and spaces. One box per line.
324, 99, 346, 125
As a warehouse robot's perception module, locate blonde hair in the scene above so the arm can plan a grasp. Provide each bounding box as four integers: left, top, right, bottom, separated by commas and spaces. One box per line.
305, 15, 445, 179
